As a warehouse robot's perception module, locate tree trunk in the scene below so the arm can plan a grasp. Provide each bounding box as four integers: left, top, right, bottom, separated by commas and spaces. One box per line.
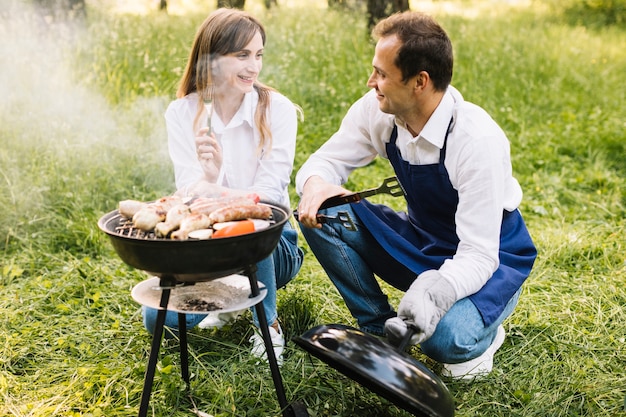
366, 0, 409, 29
264, 0, 277, 8
217, 0, 246, 8
159, 0, 167, 12
33, 0, 86, 20
328, 0, 365, 10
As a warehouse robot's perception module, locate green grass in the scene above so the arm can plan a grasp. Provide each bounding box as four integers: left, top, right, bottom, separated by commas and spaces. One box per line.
1, 0, 625, 416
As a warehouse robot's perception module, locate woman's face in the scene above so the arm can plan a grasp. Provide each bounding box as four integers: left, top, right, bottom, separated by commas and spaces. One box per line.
211, 31, 264, 96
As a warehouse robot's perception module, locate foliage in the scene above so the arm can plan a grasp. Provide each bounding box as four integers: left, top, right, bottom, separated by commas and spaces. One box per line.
540, 0, 626, 27
1, 1, 625, 416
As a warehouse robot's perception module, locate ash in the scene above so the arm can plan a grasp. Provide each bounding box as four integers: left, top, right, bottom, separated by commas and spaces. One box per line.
179, 299, 224, 311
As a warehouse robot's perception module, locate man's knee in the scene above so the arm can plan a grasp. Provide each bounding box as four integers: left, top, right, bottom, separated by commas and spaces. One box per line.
420, 319, 485, 363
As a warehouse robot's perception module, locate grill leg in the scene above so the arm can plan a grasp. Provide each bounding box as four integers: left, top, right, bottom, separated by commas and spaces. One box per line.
138, 288, 171, 417
178, 312, 190, 388
246, 265, 291, 415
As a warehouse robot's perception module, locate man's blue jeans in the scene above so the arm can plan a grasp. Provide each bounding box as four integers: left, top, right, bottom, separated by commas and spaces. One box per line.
299, 204, 521, 364
142, 221, 303, 335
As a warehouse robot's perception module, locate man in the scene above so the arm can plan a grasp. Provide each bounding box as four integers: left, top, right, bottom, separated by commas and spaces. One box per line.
296, 11, 536, 379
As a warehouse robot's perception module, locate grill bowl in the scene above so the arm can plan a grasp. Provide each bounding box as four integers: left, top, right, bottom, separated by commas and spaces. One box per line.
97, 202, 290, 282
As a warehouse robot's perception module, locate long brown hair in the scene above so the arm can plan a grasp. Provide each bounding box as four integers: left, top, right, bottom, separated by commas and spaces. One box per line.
177, 8, 274, 150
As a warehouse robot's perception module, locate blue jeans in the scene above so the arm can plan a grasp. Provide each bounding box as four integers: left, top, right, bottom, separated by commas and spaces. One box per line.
142, 221, 303, 335
299, 204, 521, 363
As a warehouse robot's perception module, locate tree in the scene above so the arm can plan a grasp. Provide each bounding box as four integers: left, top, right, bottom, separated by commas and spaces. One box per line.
33, 0, 86, 20
217, 0, 246, 8
159, 0, 250, 12
159, 0, 279, 13
328, 0, 364, 9
366, 0, 409, 28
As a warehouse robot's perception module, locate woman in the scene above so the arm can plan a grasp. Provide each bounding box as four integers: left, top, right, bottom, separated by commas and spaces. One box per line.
142, 8, 303, 365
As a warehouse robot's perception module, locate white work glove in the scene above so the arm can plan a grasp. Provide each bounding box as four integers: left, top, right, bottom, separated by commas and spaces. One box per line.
385, 270, 457, 347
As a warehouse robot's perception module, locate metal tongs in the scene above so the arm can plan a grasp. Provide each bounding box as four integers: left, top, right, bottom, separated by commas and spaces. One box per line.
319, 176, 406, 209
293, 210, 357, 231
294, 176, 406, 232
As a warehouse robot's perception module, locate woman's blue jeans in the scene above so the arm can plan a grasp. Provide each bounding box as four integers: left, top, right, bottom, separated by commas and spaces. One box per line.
142, 221, 303, 335
298, 204, 522, 364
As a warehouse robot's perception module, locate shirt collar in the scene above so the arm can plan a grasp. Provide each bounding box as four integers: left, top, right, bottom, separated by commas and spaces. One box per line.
218, 90, 257, 130
417, 89, 456, 149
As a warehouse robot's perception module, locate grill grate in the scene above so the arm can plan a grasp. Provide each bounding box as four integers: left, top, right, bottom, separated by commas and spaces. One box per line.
113, 217, 161, 240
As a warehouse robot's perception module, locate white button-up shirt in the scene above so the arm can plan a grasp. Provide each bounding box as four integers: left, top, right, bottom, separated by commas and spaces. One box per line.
166, 90, 298, 208
296, 86, 524, 298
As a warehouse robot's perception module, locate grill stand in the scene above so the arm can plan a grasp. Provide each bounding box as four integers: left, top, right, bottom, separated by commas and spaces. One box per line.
136, 265, 307, 417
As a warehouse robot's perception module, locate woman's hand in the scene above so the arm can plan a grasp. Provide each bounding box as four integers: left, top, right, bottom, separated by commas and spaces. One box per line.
183, 179, 227, 198
195, 127, 223, 182
177, 179, 257, 200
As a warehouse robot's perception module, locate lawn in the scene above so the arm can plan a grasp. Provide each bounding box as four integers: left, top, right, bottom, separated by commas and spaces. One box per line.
0, 0, 625, 416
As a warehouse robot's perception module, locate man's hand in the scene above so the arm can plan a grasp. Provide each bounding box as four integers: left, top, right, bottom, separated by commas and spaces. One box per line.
297, 176, 350, 229
385, 270, 457, 346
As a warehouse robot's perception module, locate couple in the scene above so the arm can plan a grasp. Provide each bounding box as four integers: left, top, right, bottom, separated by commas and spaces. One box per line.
143, 8, 537, 380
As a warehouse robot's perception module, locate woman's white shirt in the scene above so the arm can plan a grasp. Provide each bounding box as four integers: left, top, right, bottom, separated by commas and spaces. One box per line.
166, 90, 298, 208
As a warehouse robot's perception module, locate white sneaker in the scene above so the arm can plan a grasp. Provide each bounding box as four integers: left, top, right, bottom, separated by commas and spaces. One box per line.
198, 309, 246, 329
441, 325, 506, 380
249, 323, 285, 366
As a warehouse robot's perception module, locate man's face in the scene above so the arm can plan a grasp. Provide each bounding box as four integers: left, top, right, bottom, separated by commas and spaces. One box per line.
211, 31, 264, 96
367, 35, 414, 117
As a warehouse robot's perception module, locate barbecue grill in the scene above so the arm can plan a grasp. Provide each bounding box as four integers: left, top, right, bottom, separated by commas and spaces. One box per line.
98, 201, 308, 417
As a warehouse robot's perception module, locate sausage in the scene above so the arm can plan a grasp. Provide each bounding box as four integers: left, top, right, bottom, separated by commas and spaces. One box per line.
132, 205, 167, 231
122, 195, 183, 231
189, 196, 256, 216
171, 213, 212, 240
153, 196, 184, 212
208, 204, 272, 224
154, 204, 191, 237
119, 200, 146, 219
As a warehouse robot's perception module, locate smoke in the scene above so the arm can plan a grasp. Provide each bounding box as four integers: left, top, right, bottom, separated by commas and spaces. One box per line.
2, 4, 100, 146
0, 1, 172, 244
1, 2, 171, 151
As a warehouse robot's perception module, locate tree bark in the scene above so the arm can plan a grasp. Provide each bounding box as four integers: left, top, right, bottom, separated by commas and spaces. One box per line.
33, 0, 86, 20
366, 0, 409, 29
217, 0, 246, 8
328, 0, 366, 10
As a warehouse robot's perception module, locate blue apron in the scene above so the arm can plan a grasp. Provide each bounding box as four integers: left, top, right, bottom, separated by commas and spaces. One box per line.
351, 124, 537, 326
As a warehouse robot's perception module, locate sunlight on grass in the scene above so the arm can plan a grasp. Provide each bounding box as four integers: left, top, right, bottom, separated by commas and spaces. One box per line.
97, 0, 540, 17
1, 0, 625, 416
412, 0, 539, 19
97, 0, 330, 15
